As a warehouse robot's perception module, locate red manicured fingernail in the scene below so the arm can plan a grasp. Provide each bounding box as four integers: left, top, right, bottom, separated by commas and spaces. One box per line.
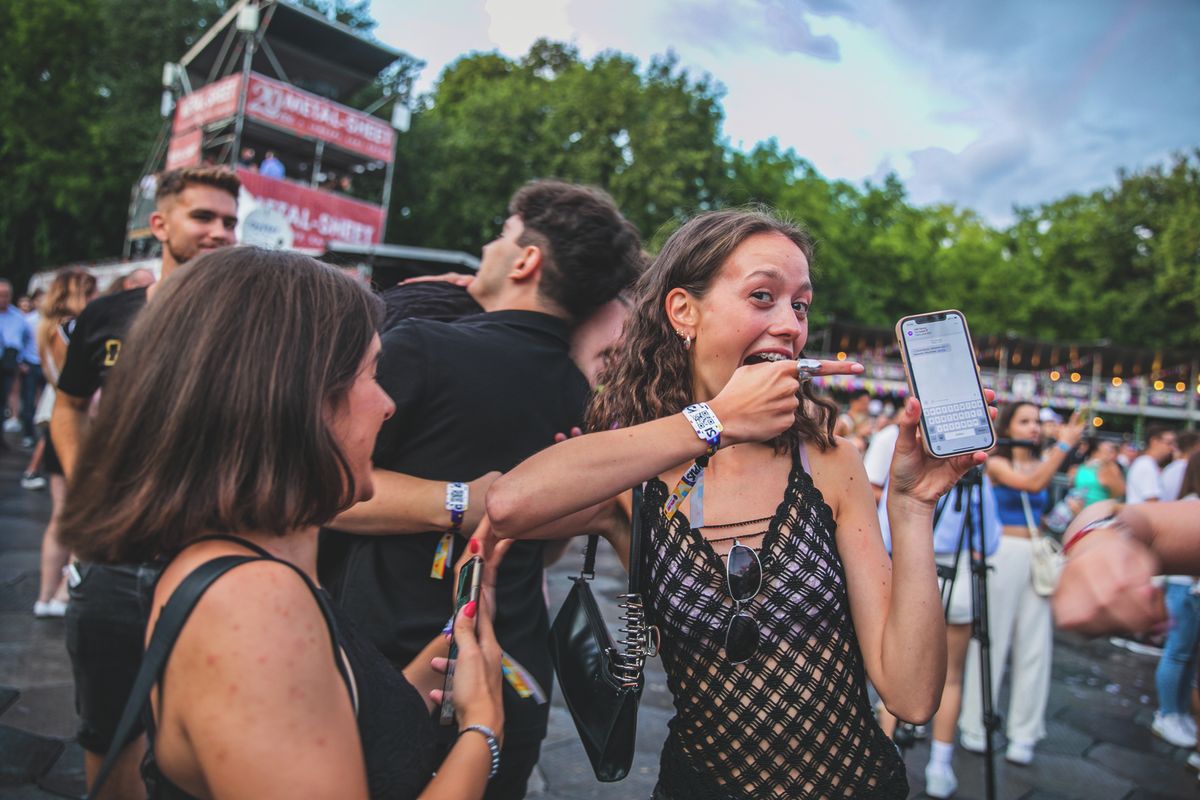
469, 539, 480, 554
464, 601, 477, 619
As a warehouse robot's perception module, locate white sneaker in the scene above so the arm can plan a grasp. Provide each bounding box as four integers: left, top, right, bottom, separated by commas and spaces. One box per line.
924, 762, 957, 798
3, 417, 22, 433
1005, 740, 1035, 765
1186, 750, 1200, 771
32, 600, 68, 618
1183, 715, 1198, 740
926, 762, 955, 796
1153, 712, 1198, 748
20, 472, 46, 490
959, 729, 987, 754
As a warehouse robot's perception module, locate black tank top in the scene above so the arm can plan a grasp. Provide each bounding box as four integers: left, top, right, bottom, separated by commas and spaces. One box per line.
142, 538, 437, 799
639, 446, 908, 799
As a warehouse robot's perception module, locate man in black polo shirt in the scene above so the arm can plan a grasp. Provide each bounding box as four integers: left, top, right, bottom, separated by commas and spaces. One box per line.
52, 166, 239, 797
320, 180, 643, 799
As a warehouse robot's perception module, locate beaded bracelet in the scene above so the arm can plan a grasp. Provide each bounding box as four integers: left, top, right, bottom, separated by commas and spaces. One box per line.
461, 724, 501, 779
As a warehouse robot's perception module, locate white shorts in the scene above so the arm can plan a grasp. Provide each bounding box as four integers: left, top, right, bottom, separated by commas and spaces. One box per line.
935, 551, 974, 625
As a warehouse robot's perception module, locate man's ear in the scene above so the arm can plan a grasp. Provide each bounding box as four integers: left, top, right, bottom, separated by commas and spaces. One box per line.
508, 244, 542, 283
665, 287, 698, 337
149, 209, 168, 244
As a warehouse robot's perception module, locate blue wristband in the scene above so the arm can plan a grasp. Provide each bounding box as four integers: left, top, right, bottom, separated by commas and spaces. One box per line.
1056, 441, 1072, 454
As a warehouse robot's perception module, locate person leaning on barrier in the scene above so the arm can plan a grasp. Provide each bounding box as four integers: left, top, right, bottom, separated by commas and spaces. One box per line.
58, 248, 505, 799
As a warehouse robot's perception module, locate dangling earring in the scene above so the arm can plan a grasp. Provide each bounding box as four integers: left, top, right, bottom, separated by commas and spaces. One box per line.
676, 330, 692, 350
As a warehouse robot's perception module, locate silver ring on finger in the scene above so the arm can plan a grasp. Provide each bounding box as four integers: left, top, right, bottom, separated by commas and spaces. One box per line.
796, 358, 822, 381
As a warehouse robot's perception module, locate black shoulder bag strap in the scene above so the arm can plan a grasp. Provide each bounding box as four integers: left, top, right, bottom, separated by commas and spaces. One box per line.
616, 485, 656, 666
89, 555, 259, 798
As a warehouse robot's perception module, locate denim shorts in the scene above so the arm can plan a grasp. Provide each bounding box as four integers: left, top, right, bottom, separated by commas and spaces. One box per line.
65, 562, 162, 754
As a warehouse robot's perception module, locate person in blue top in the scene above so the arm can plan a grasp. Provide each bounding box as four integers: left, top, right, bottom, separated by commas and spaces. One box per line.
959, 401, 1084, 768
259, 150, 285, 179
0, 279, 34, 449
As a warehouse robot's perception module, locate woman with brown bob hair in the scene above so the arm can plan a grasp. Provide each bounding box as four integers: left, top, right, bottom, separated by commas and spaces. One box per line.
60, 247, 504, 799
488, 207, 993, 798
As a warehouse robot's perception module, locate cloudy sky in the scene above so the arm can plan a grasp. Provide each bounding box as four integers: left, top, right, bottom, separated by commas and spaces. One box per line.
372, 0, 1200, 225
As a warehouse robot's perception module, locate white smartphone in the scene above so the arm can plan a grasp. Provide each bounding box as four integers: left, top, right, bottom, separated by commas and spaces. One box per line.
896, 309, 995, 459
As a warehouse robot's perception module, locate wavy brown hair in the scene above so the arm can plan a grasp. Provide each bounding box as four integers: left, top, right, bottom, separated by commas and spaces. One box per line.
60, 247, 382, 564
586, 207, 838, 452
36, 268, 96, 358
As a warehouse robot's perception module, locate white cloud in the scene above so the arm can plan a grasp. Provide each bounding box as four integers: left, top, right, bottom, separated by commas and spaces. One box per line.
372, 0, 1200, 225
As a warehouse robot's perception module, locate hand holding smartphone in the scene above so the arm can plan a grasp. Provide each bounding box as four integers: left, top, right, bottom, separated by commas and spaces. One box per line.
440, 555, 483, 725
896, 309, 995, 459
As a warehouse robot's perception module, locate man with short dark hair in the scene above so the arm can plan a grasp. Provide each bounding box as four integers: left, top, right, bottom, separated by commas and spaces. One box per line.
52, 166, 239, 797
1126, 425, 1178, 505
1162, 430, 1200, 502
321, 179, 643, 799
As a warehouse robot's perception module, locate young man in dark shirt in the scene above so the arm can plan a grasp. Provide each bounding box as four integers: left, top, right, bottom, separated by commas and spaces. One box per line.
321, 180, 643, 799
52, 166, 239, 797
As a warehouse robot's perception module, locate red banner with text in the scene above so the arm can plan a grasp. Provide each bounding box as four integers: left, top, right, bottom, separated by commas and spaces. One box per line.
245, 74, 395, 163
236, 168, 384, 251
173, 74, 240, 134
172, 73, 394, 163
165, 128, 203, 171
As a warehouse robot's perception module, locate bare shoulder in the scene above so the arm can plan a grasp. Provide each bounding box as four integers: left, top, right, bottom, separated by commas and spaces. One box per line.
985, 455, 1012, 479
804, 437, 870, 517
155, 555, 334, 678
806, 436, 869, 483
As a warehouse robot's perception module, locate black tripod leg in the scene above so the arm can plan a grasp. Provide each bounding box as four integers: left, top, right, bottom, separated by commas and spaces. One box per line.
968, 483, 998, 800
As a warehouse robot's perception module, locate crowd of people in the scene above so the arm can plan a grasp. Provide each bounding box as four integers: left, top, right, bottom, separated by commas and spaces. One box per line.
846, 388, 1200, 797
1, 163, 1197, 799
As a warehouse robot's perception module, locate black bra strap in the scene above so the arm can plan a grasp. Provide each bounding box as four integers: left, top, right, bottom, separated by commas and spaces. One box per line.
92, 550, 357, 798
190, 533, 276, 558
90, 556, 258, 798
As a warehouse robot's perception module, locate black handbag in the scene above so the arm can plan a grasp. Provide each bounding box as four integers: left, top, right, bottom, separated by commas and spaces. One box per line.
548, 485, 654, 782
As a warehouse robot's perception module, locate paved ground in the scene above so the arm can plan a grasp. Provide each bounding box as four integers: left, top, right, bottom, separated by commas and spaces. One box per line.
0, 429, 1195, 798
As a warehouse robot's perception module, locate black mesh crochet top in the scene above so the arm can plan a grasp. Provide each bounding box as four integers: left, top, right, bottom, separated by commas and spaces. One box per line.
639, 445, 908, 799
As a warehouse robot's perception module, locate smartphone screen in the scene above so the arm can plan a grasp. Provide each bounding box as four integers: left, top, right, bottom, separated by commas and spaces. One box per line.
439, 556, 482, 725
898, 310, 994, 458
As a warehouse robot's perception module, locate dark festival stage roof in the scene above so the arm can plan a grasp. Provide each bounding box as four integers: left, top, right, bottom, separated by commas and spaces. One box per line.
180, 0, 400, 102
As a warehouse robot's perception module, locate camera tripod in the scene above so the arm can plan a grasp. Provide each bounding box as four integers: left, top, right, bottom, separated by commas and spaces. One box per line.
893, 465, 998, 800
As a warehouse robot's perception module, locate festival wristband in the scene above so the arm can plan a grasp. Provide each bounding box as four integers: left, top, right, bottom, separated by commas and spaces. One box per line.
664, 405, 723, 522
1063, 514, 1118, 554
446, 481, 469, 528
1055, 441, 1073, 454
432, 482, 471, 579
500, 650, 548, 704
682, 403, 722, 453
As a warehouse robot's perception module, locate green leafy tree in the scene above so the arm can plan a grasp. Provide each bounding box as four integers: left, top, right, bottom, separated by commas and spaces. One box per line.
0, 0, 229, 289
388, 40, 728, 258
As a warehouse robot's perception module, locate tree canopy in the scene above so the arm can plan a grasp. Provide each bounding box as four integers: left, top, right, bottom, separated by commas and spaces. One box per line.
0, 1, 1195, 353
